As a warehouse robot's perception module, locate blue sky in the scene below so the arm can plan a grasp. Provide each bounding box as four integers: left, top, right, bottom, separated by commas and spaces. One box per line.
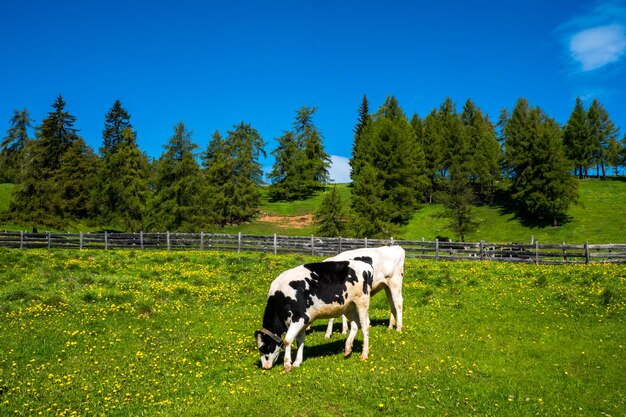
1, 0, 626, 183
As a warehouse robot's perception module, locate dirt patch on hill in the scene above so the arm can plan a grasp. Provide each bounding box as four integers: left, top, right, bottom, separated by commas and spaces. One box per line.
259, 213, 314, 229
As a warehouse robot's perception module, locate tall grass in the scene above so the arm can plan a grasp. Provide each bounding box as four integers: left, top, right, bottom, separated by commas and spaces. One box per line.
0, 249, 624, 416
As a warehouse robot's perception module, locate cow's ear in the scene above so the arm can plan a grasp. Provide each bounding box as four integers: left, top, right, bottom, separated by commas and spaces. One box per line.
254, 330, 262, 346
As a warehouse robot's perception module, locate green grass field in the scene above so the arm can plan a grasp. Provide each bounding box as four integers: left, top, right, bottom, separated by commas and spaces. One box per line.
1, 249, 624, 416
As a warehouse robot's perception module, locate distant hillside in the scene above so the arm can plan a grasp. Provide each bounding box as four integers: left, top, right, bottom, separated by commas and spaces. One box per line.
1, 180, 625, 243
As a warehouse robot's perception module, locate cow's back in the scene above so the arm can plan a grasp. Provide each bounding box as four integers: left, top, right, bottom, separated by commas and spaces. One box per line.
325, 246, 404, 290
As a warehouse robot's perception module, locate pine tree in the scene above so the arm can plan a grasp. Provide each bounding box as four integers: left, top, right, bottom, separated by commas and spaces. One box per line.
268, 131, 308, 201
6, 96, 80, 229
203, 122, 265, 226
605, 136, 623, 176
294, 106, 330, 190
314, 186, 347, 237
461, 99, 501, 204
350, 95, 371, 181
101, 100, 133, 156
202, 130, 231, 227
502, 100, 578, 225
55, 137, 98, 219
0, 109, 33, 183
268, 106, 329, 200
421, 110, 444, 203
95, 128, 149, 231
563, 97, 591, 178
588, 99, 620, 179
147, 122, 203, 231
439, 162, 478, 242
350, 96, 427, 236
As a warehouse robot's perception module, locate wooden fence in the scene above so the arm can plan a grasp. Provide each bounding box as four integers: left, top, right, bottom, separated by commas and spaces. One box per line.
1, 231, 625, 264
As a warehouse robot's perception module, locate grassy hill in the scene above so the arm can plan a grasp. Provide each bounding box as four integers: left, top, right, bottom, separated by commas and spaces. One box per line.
1, 179, 625, 243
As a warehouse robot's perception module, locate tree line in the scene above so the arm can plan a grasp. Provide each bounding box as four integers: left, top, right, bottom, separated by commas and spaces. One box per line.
1, 94, 624, 238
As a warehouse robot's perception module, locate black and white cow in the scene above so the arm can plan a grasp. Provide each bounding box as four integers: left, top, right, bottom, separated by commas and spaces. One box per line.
323, 246, 405, 337
255, 258, 374, 372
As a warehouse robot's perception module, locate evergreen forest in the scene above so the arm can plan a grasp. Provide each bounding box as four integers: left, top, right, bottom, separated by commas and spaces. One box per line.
1, 94, 624, 239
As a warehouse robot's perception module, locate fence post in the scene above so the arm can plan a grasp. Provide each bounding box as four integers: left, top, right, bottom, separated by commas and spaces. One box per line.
47, 231, 51, 249
238, 232, 241, 254
480, 240, 484, 260
140, 231, 144, 250
435, 238, 439, 261
311, 235, 314, 256
364, 237, 368, 248
20, 231, 24, 249
390, 237, 394, 246
167, 232, 171, 250
80, 232, 83, 250
562, 241, 567, 262
585, 241, 590, 264
535, 241, 539, 265
338, 236, 342, 254
104, 231, 108, 250
273, 234, 277, 255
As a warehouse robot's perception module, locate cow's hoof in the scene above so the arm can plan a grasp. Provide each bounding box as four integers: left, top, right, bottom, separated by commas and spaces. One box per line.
343, 350, 352, 357
284, 364, 292, 373
359, 354, 368, 361
324, 333, 332, 339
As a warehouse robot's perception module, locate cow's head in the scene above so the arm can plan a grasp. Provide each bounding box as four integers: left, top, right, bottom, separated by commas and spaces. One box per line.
255, 328, 283, 370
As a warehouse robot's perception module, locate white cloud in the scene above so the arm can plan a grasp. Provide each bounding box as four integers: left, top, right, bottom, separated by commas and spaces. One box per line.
328, 155, 351, 183
569, 24, 626, 71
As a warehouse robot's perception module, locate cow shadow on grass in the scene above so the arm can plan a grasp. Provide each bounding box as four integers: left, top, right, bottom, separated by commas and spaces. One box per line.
253, 319, 388, 369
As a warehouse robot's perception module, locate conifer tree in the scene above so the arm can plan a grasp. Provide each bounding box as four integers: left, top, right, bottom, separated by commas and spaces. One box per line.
147, 122, 203, 231
95, 128, 149, 231
0, 109, 33, 183
268, 131, 308, 201
203, 122, 265, 225
314, 186, 347, 237
202, 130, 231, 226
6, 96, 80, 229
350, 95, 371, 180
268, 106, 329, 200
350, 96, 427, 236
588, 99, 620, 179
502, 99, 577, 225
563, 97, 591, 178
295, 106, 330, 189
461, 99, 501, 204
56, 137, 98, 219
439, 162, 478, 241
421, 110, 444, 203
101, 100, 133, 156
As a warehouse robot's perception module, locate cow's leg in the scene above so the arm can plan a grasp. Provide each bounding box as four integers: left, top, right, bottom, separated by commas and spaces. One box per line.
343, 309, 359, 357
341, 315, 349, 334
384, 284, 403, 332
324, 319, 334, 339
357, 304, 370, 360
292, 329, 306, 367
389, 280, 403, 332
283, 319, 307, 372
383, 285, 398, 329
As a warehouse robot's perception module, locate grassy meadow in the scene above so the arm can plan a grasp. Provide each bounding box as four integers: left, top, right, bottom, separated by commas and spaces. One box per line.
1, 249, 625, 416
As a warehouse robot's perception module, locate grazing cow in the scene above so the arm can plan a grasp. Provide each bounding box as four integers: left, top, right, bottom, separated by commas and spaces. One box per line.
323, 246, 405, 337
255, 258, 374, 372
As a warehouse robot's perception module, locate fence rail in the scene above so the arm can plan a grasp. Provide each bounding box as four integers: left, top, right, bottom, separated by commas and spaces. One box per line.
1, 231, 625, 264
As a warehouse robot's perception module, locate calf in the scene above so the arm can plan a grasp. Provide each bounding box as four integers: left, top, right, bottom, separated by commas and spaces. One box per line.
323, 246, 405, 337
255, 258, 374, 372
